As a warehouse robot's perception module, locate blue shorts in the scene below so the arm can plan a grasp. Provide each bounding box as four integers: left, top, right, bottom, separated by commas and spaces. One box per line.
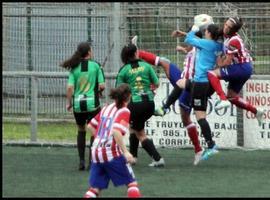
220, 62, 253, 93
169, 63, 192, 113
89, 155, 136, 189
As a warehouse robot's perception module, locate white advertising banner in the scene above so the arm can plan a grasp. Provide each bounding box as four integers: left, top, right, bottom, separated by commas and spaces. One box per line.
145, 77, 238, 149
243, 79, 270, 149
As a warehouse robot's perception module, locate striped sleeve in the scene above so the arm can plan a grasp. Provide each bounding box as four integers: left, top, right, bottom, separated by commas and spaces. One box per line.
88, 109, 102, 129
112, 108, 130, 136
227, 38, 240, 54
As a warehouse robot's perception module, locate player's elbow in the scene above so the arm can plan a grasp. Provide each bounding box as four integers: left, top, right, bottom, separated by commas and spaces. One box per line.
66, 85, 74, 95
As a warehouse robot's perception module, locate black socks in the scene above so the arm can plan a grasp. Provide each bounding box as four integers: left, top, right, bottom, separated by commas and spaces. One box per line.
129, 133, 139, 158
198, 118, 215, 148
163, 85, 182, 109
77, 131, 86, 161
141, 138, 161, 161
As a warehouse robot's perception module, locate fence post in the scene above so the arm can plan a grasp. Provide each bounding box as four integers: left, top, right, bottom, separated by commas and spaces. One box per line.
106, 2, 121, 101
31, 76, 38, 142
26, 3, 33, 112
237, 90, 244, 147
111, 2, 121, 70
87, 5, 92, 43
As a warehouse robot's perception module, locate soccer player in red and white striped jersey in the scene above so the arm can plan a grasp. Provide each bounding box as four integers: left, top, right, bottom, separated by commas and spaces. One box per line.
207, 17, 265, 124
84, 83, 141, 198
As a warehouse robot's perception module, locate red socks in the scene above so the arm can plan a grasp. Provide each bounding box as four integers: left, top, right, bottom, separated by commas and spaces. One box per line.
207, 72, 257, 114
84, 188, 98, 198
229, 96, 257, 114
127, 182, 141, 198
207, 71, 227, 100
138, 50, 159, 66
84, 183, 142, 198
186, 123, 202, 153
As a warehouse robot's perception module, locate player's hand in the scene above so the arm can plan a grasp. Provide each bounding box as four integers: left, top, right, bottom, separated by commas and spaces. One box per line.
171, 30, 186, 37
124, 151, 136, 164
98, 90, 104, 98
66, 103, 72, 112
191, 25, 199, 32
150, 83, 157, 96
176, 45, 188, 53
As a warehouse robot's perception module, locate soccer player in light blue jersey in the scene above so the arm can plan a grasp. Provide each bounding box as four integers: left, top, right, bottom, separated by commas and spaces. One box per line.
158, 23, 223, 160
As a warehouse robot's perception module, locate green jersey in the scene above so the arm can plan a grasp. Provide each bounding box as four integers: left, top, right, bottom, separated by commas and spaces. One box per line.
68, 59, 105, 112
115, 60, 159, 102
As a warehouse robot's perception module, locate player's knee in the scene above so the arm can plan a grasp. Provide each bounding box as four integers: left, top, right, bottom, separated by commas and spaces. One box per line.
181, 115, 192, 126
207, 70, 216, 78
127, 182, 141, 198
159, 56, 171, 64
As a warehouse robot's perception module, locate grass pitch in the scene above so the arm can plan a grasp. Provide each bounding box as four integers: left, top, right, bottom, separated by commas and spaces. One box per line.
3, 146, 270, 198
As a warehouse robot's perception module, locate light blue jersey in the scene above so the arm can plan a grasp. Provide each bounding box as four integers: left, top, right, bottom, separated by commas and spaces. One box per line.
184, 31, 223, 82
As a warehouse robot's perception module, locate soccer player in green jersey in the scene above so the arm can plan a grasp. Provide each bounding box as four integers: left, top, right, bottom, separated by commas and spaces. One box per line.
60, 42, 105, 170
115, 43, 165, 167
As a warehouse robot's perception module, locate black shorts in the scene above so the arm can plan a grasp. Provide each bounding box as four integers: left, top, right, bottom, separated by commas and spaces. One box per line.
73, 108, 101, 126
191, 82, 214, 111
127, 100, 155, 132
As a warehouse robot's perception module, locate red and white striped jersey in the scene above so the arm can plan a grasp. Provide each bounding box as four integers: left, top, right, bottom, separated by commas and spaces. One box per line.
180, 47, 196, 80
223, 34, 252, 64
88, 102, 130, 163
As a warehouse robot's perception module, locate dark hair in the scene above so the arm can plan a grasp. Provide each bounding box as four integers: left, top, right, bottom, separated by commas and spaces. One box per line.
195, 30, 203, 38
109, 83, 131, 108
60, 42, 91, 70
187, 26, 203, 38
207, 24, 223, 41
228, 17, 243, 34
121, 44, 138, 64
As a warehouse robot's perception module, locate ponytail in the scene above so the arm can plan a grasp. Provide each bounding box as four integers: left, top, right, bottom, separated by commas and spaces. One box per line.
60, 42, 91, 70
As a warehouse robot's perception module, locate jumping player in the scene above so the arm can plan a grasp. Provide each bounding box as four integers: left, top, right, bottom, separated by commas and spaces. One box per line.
155, 22, 223, 160
207, 17, 265, 125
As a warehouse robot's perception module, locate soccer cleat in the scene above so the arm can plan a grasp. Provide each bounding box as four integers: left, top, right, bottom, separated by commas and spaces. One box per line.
193, 149, 204, 166
215, 100, 231, 111
148, 158, 165, 167
154, 107, 169, 117
255, 108, 265, 125
131, 35, 138, 46
79, 160, 85, 171
84, 189, 97, 198
201, 145, 219, 161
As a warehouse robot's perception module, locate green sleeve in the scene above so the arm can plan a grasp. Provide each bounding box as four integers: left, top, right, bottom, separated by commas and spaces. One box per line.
98, 67, 105, 84
115, 67, 126, 87
67, 71, 75, 86
148, 64, 159, 85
